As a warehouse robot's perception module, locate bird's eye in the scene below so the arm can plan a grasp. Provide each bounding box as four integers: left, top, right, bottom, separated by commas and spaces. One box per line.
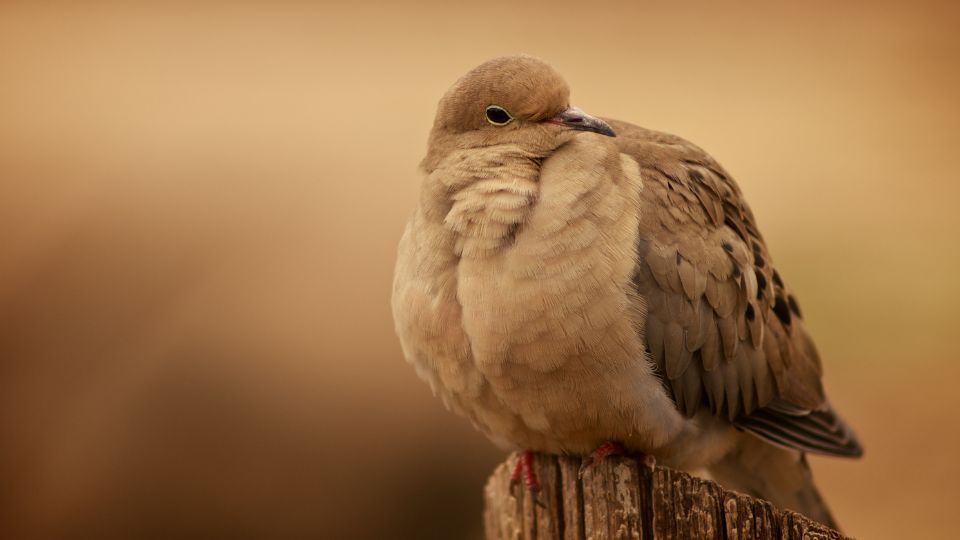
485, 105, 513, 126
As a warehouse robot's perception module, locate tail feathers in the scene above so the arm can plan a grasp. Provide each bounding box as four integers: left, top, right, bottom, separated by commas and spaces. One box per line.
735, 398, 864, 458
707, 434, 839, 530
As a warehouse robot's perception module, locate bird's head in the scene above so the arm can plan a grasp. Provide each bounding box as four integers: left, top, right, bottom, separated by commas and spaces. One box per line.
422, 55, 615, 172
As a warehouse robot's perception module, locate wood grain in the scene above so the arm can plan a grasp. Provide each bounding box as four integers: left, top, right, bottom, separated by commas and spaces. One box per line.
484, 453, 847, 540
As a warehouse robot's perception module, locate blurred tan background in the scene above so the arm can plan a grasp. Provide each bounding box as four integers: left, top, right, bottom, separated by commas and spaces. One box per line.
1, 1, 958, 538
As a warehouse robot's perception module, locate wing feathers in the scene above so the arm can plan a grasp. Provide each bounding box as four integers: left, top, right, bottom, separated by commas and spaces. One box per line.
618, 119, 861, 455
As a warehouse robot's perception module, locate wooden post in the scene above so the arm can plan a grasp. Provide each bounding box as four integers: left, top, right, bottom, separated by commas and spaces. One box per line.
484, 452, 848, 540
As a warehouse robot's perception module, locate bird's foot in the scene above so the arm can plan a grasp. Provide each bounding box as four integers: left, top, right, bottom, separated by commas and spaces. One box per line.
579, 441, 625, 478
590, 441, 626, 462
578, 441, 655, 477
510, 449, 541, 493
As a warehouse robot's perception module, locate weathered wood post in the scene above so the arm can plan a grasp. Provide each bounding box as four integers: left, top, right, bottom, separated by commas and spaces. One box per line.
484, 453, 848, 540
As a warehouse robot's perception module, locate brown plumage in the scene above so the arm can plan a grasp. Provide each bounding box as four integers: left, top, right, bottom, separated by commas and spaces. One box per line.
392, 55, 862, 529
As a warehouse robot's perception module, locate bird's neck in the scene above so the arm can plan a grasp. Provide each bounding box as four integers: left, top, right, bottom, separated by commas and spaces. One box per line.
421, 144, 543, 258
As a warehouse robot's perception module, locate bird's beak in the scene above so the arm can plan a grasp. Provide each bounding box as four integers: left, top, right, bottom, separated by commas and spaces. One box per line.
543, 106, 616, 137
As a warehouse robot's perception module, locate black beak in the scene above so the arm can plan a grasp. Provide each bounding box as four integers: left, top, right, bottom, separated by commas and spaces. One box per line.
543, 106, 616, 137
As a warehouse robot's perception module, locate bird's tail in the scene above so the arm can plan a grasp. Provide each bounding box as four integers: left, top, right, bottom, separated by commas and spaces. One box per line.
707, 434, 839, 530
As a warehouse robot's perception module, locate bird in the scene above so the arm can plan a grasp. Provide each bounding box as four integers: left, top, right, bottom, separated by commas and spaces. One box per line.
391, 54, 862, 529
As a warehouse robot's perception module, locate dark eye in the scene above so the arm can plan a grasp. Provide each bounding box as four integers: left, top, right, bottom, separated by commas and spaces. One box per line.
485, 105, 513, 126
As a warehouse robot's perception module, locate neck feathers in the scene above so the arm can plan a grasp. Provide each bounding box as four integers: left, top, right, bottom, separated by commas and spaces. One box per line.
425, 144, 543, 258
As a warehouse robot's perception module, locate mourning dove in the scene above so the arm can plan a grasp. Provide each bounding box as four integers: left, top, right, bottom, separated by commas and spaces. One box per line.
392, 55, 862, 528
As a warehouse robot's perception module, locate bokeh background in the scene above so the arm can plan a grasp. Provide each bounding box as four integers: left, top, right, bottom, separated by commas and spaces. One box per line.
2, 1, 958, 538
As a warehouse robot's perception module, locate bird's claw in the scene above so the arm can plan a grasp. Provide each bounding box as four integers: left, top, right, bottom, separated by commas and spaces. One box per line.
578, 442, 656, 476
578, 441, 626, 479
510, 450, 541, 496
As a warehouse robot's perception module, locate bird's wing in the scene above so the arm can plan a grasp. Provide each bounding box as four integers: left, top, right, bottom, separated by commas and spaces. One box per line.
607, 119, 862, 458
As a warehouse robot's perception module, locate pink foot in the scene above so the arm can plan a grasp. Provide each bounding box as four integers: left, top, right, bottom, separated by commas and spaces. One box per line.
591, 441, 626, 462
579, 441, 655, 477
510, 450, 540, 492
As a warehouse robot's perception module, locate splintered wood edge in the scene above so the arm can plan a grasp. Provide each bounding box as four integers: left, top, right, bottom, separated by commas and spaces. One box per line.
483, 452, 849, 540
